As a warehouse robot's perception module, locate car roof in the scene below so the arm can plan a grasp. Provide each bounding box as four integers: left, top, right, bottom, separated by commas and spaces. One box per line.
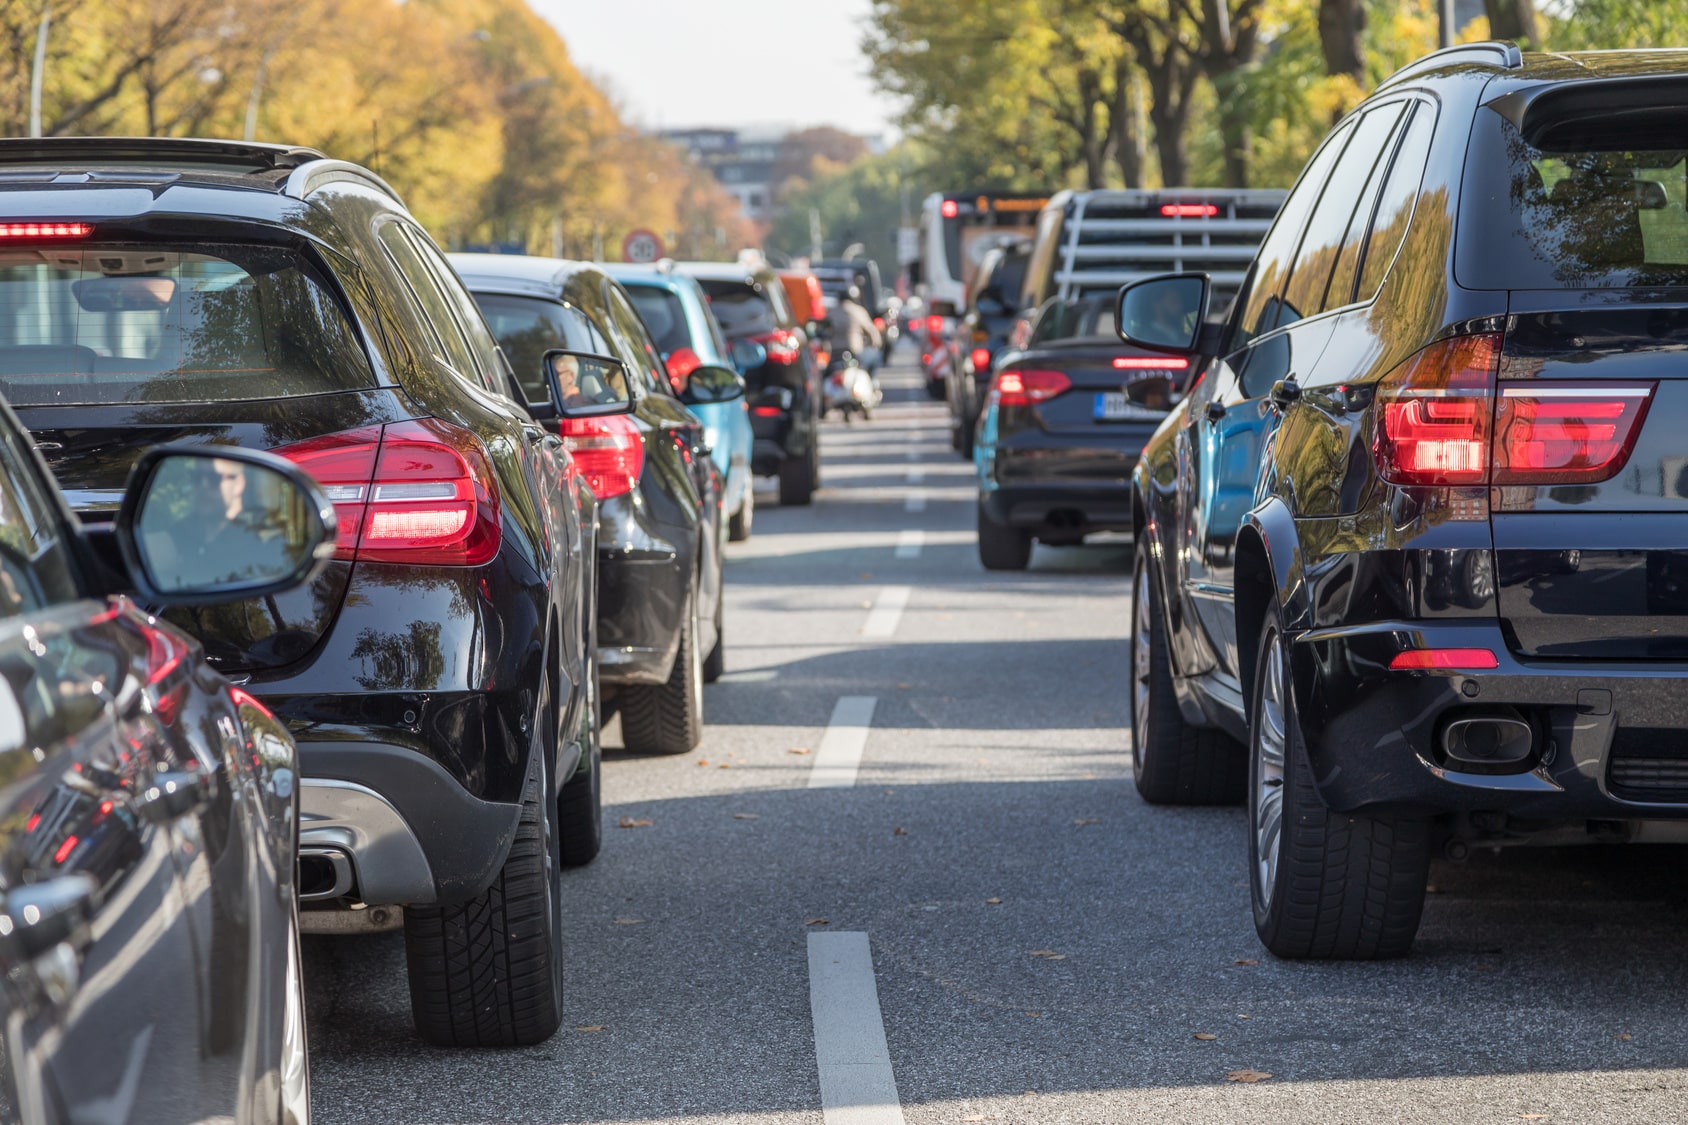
671, 260, 767, 285
449, 252, 605, 298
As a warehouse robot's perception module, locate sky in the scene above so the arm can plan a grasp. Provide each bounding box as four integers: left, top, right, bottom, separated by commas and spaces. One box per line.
530, 0, 904, 138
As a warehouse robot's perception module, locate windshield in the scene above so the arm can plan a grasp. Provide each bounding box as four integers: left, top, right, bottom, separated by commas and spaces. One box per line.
697, 279, 777, 336
1460, 105, 1688, 289
0, 243, 373, 405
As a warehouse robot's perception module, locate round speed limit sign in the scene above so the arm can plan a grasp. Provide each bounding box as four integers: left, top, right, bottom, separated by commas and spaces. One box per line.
622, 228, 665, 263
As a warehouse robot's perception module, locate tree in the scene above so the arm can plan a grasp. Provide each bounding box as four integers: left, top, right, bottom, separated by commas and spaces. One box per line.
1318, 0, 1365, 102
1483, 0, 1540, 45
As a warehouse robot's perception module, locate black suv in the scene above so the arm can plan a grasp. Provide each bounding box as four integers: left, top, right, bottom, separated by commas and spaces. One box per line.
0, 138, 607, 1045
677, 261, 820, 506
1123, 44, 1688, 960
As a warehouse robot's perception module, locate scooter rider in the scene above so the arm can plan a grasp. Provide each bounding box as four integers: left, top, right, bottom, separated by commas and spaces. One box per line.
829, 285, 883, 375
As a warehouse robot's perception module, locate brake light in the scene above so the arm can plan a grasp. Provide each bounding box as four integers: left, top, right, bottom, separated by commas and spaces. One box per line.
941, 199, 959, 219
1493, 383, 1654, 484
1161, 204, 1219, 218
0, 222, 92, 239
995, 367, 1071, 407
1115, 356, 1189, 370
751, 329, 802, 365
751, 405, 783, 417
276, 420, 502, 565
971, 347, 991, 370
873, 316, 884, 331
665, 347, 702, 393
559, 413, 643, 500
1374, 334, 1502, 486
926, 315, 943, 334
1390, 648, 1498, 670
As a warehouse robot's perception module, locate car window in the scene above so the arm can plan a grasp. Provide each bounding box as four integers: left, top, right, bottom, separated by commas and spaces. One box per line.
698, 279, 778, 337
1234, 120, 1354, 347
604, 285, 667, 395
624, 285, 691, 355
1028, 300, 1068, 344
1326, 105, 1414, 309
1279, 103, 1406, 325
1361, 105, 1436, 299
991, 252, 1029, 308
0, 424, 79, 616
376, 221, 480, 383
400, 227, 512, 397
473, 293, 598, 404
0, 244, 374, 406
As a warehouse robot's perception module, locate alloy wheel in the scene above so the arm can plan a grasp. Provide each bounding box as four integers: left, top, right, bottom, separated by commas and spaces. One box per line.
1253, 631, 1289, 913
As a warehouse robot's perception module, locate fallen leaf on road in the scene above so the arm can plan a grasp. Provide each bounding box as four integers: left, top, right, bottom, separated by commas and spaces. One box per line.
1024, 1011, 1042, 1018
896, 682, 913, 690
893, 826, 908, 836
1235, 959, 1259, 966
1226, 1070, 1272, 1084
1030, 950, 1067, 960
575, 1025, 607, 1033
1617, 1033, 1633, 1041
718, 763, 732, 769
787, 747, 813, 755
617, 817, 653, 828
695, 760, 709, 767
1073, 818, 1102, 826
612, 918, 643, 925
733, 813, 759, 820
1238, 1014, 1251, 1020
1193, 1033, 1217, 1041
806, 918, 830, 925
985, 897, 1002, 905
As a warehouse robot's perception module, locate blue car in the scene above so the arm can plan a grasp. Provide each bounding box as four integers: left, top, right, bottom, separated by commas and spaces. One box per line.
608, 264, 756, 540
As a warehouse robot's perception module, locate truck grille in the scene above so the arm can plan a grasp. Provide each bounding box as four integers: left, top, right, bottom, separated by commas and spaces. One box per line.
1607, 727, 1688, 801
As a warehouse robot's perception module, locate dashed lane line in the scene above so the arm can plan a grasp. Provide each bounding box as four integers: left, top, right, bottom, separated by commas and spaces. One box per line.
904, 490, 926, 513
906, 467, 925, 484
861, 586, 910, 638
807, 696, 877, 789
894, 530, 924, 559
808, 932, 907, 1125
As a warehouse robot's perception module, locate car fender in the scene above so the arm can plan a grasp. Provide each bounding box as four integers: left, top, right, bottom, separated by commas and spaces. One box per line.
1234, 495, 1310, 725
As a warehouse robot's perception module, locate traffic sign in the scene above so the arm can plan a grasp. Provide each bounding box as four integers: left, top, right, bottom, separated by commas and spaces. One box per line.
622, 228, 665, 263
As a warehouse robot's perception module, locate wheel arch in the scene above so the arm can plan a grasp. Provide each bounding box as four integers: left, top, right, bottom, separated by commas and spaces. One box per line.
1235, 497, 1304, 726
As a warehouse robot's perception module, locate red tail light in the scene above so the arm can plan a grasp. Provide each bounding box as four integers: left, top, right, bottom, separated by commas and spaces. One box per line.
1493, 383, 1654, 484
971, 347, 991, 370
0, 222, 92, 239
873, 316, 884, 331
1375, 333, 1655, 488
995, 367, 1071, 407
940, 199, 959, 219
1160, 204, 1219, 218
926, 315, 943, 334
1390, 648, 1498, 670
751, 329, 802, 365
1374, 334, 1501, 486
1115, 356, 1189, 370
276, 419, 502, 565
921, 352, 933, 367
559, 413, 643, 500
665, 346, 702, 393
751, 405, 783, 417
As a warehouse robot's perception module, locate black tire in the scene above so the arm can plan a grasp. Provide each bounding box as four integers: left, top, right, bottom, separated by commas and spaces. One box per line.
702, 585, 725, 683
1130, 549, 1244, 805
957, 415, 975, 460
728, 486, 753, 542
976, 501, 1031, 571
1248, 607, 1431, 960
779, 451, 814, 506
558, 652, 602, 867
620, 586, 704, 754
404, 729, 564, 1046
926, 375, 946, 400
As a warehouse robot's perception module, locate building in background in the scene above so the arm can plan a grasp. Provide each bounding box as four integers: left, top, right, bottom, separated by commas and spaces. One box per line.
661, 127, 784, 223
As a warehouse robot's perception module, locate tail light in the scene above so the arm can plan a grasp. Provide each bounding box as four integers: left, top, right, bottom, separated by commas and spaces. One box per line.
1493, 383, 1654, 484
873, 316, 884, 331
994, 367, 1071, 407
1375, 332, 1655, 487
1390, 648, 1498, 670
559, 414, 643, 500
921, 352, 933, 367
665, 346, 702, 393
941, 199, 959, 219
971, 347, 992, 371
751, 405, 783, 417
1160, 204, 1219, 218
0, 222, 93, 239
926, 315, 943, 335
751, 329, 802, 365
1374, 334, 1501, 486
1115, 356, 1189, 370
276, 419, 502, 565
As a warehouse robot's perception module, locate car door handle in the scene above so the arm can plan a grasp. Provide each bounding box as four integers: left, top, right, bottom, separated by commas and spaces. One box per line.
1205, 401, 1227, 422
1270, 378, 1301, 407
1, 873, 98, 958
135, 769, 214, 823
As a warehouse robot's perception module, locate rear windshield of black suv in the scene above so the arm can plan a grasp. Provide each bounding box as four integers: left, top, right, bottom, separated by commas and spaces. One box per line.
1459, 92, 1688, 289
697, 279, 780, 336
0, 243, 373, 405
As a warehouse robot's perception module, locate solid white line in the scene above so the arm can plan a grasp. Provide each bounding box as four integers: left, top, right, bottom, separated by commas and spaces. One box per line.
904, 491, 926, 513
809, 932, 907, 1125
808, 696, 877, 789
861, 586, 910, 638
894, 530, 924, 559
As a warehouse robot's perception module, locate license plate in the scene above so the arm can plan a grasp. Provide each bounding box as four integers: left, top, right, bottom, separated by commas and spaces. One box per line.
1093, 392, 1150, 421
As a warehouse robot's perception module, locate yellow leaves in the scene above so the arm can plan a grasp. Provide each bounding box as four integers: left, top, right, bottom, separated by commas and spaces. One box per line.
1029, 950, 1066, 960
574, 1025, 607, 1033
1234, 959, 1259, 966
1193, 1032, 1217, 1041
1226, 1070, 1272, 1083
787, 747, 814, 756
616, 817, 653, 828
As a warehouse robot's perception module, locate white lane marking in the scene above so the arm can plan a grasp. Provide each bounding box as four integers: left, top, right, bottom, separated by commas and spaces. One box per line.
861, 586, 910, 638
906, 467, 925, 484
808, 932, 907, 1125
894, 530, 924, 559
716, 669, 778, 684
904, 491, 926, 513
905, 447, 921, 461
808, 696, 877, 789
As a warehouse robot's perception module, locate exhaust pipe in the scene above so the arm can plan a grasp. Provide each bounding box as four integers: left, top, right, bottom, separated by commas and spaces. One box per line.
298, 846, 355, 902
1440, 709, 1535, 772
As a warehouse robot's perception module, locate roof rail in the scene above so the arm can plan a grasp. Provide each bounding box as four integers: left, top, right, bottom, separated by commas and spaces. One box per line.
282, 158, 403, 205
0, 136, 327, 173
1376, 41, 1524, 90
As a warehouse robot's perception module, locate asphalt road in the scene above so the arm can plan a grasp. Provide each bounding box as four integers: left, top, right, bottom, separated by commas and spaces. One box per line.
306, 357, 1688, 1124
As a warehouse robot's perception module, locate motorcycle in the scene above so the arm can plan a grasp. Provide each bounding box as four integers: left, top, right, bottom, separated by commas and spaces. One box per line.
823, 350, 881, 423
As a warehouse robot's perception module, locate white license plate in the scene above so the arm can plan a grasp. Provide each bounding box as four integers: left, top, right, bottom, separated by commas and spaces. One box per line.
1093, 392, 1149, 421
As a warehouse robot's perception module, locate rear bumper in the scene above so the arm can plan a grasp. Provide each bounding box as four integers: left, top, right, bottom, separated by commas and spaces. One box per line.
1292, 619, 1688, 820
980, 482, 1133, 533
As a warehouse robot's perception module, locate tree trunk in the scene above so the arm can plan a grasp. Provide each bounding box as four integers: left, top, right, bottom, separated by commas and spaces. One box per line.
1147, 66, 1197, 188
1317, 0, 1366, 85
1079, 69, 1106, 189
1111, 59, 1146, 189
1483, 0, 1541, 45
1216, 82, 1251, 188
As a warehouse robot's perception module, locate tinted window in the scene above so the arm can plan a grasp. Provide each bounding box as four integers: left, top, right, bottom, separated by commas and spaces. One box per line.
474, 293, 598, 403
1279, 103, 1406, 324
991, 252, 1029, 307
0, 244, 372, 406
624, 285, 691, 354
698, 279, 777, 336
401, 228, 510, 396
1361, 105, 1435, 299
605, 286, 667, 395
1327, 105, 1414, 308
0, 424, 78, 615
1235, 121, 1354, 345
377, 222, 479, 380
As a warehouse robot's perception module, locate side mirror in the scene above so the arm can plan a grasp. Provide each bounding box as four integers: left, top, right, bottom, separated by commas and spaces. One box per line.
680, 364, 747, 406
1115, 273, 1211, 354
542, 349, 636, 419
729, 338, 768, 374
115, 446, 335, 606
